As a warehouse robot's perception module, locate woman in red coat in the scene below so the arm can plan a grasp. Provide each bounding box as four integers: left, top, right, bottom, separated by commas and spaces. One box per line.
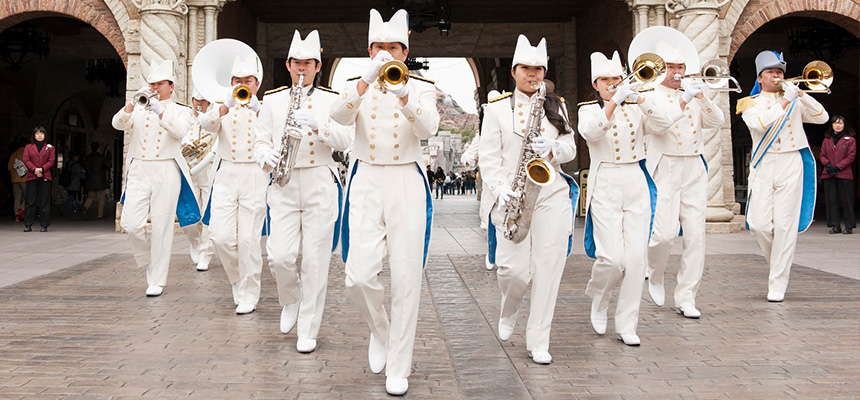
819, 116, 856, 234
22, 126, 56, 232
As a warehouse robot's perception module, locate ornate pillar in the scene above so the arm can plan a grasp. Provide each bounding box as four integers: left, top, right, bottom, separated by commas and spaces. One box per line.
133, 0, 189, 102
666, 0, 736, 225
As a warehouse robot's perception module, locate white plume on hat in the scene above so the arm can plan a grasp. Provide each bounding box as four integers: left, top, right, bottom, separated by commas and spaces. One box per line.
145, 59, 176, 83
590, 51, 623, 82
755, 51, 786, 75
368, 9, 409, 48
230, 54, 261, 81
288, 30, 322, 61
511, 35, 548, 70
655, 40, 685, 64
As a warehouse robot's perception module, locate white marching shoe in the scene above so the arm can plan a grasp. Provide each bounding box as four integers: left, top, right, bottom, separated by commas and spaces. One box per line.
196, 260, 209, 271
678, 305, 701, 319
529, 351, 552, 365
617, 333, 641, 346
235, 303, 256, 315
767, 291, 785, 302
484, 254, 495, 271
145, 285, 163, 297
590, 304, 607, 335
386, 377, 408, 396
189, 246, 199, 264
279, 302, 299, 334
368, 333, 387, 374
498, 311, 518, 341
296, 337, 317, 353
648, 281, 665, 307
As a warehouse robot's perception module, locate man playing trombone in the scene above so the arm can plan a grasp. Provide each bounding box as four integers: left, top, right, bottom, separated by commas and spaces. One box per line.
254, 30, 351, 354
738, 51, 829, 303
636, 27, 726, 319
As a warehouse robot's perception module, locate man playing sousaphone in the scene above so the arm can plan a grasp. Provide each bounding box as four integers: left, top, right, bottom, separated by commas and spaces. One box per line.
195, 40, 268, 315
254, 30, 351, 354
635, 26, 726, 319
738, 51, 829, 303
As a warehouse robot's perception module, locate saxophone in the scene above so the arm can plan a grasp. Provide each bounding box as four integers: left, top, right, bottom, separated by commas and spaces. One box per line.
273, 73, 305, 187
503, 81, 557, 243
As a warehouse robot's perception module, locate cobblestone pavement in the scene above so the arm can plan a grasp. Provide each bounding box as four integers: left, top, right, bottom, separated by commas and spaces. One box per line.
0, 196, 858, 399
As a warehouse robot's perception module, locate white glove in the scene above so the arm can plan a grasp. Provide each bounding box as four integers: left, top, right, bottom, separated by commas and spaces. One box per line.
496, 186, 519, 212
611, 83, 639, 104
530, 136, 555, 158
681, 78, 706, 102
293, 109, 319, 132
223, 86, 238, 109
782, 82, 800, 102
389, 81, 411, 99
361, 51, 393, 84
181, 134, 195, 147
146, 98, 164, 115
132, 86, 151, 107
248, 95, 262, 113
264, 148, 280, 169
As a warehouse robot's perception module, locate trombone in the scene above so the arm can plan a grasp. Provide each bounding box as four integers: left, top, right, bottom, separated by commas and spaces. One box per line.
774, 60, 833, 94
678, 59, 742, 93
377, 60, 409, 93
609, 52, 666, 92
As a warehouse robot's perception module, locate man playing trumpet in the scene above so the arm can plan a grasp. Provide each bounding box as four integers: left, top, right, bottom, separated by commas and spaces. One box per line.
738, 51, 829, 302
254, 30, 351, 353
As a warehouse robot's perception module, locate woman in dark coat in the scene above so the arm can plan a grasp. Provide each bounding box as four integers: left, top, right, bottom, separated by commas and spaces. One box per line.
22, 126, 56, 232
819, 115, 856, 234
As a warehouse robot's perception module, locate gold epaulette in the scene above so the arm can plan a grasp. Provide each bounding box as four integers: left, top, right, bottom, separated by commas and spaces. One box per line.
736, 95, 757, 115
346, 76, 361, 81
264, 86, 289, 95
489, 92, 512, 103
637, 88, 655, 93
409, 74, 434, 84
175, 102, 191, 108
315, 86, 339, 95
577, 100, 598, 107
559, 96, 566, 103
622, 100, 638, 105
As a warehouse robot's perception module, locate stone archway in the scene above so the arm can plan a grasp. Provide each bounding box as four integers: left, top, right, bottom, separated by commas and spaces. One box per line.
0, 0, 128, 65
725, 0, 860, 62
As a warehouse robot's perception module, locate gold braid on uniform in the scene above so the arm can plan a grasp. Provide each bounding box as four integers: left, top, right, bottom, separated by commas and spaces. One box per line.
408, 74, 435, 84
736, 95, 757, 115
264, 86, 289, 95
577, 99, 598, 107
175, 101, 192, 108
315, 86, 339, 95
346, 76, 361, 81
489, 92, 512, 103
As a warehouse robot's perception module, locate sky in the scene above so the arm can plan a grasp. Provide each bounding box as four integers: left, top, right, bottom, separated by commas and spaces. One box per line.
329, 57, 479, 114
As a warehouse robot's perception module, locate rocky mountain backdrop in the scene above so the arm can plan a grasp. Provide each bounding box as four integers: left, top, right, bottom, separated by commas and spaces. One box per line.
435, 88, 479, 142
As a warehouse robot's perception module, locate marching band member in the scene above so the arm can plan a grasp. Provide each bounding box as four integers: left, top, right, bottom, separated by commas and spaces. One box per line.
112, 59, 199, 297
479, 35, 578, 365
578, 51, 673, 346
738, 51, 828, 302
198, 50, 268, 315
330, 8, 439, 396
254, 30, 352, 354
639, 33, 726, 318
181, 88, 217, 272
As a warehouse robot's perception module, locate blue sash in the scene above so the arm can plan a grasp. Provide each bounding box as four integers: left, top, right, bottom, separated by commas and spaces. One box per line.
750, 99, 796, 169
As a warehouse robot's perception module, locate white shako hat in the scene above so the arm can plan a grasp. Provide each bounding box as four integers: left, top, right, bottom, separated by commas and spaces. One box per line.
230, 54, 262, 82
368, 9, 409, 48
288, 30, 322, 61
145, 59, 176, 83
590, 51, 623, 82
511, 34, 548, 70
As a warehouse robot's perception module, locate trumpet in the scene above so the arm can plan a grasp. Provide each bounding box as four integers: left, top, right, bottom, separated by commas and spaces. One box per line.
232, 84, 253, 105
609, 52, 666, 92
774, 60, 833, 94
677, 59, 742, 93
135, 91, 158, 107
378, 60, 409, 93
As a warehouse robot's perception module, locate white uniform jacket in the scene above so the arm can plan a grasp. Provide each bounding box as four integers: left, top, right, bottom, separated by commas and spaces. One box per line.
739, 90, 829, 232
112, 100, 200, 226
577, 97, 673, 258
642, 85, 725, 173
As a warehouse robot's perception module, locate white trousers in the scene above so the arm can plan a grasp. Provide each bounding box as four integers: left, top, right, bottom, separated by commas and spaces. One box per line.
647, 155, 707, 308
267, 166, 339, 340
585, 163, 650, 335
494, 176, 572, 353
183, 165, 215, 264
344, 163, 428, 379
746, 151, 803, 295
121, 160, 181, 288
209, 161, 268, 305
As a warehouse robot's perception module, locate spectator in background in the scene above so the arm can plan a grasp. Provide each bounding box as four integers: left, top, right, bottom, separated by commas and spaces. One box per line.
7, 138, 28, 222
59, 153, 86, 216
435, 166, 445, 199
83, 142, 112, 220
820, 115, 856, 234
426, 164, 435, 192
22, 126, 55, 232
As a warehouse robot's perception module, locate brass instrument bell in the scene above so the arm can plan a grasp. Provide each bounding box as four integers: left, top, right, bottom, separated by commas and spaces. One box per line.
377, 60, 409, 93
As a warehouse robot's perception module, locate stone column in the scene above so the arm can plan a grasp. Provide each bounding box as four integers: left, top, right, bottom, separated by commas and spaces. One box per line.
187, 5, 199, 96
133, 0, 189, 102
667, 0, 736, 226
203, 6, 217, 43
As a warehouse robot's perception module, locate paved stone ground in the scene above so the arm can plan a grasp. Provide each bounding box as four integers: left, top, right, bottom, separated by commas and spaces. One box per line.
0, 195, 858, 399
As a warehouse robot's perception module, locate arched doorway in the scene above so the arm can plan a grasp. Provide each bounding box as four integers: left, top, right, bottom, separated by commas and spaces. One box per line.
728, 15, 859, 216
0, 16, 126, 221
